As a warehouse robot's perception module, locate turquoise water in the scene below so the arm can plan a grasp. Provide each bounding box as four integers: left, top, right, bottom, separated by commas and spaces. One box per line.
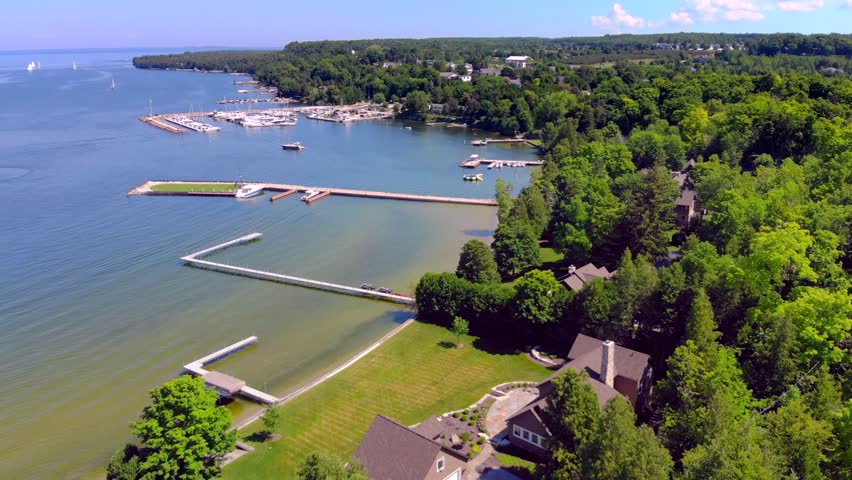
0, 49, 537, 479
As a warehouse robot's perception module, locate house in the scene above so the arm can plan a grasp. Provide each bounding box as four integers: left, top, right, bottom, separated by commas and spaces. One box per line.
557, 263, 614, 292
506, 78, 522, 87
460, 75, 472, 82
505, 55, 532, 68
355, 414, 468, 480
439, 72, 458, 80
675, 189, 699, 228
506, 335, 653, 456
429, 104, 445, 113
382, 61, 401, 69
464, 63, 473, 73
477, 67, 501, 76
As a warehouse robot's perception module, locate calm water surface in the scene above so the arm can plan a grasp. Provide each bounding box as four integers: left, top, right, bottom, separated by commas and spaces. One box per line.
0, 49, 536, 479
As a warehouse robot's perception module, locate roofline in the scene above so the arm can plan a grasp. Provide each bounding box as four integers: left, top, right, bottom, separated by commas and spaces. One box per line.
374, 414, 469, 463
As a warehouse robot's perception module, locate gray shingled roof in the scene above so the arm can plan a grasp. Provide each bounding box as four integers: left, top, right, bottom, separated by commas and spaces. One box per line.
355, 415, 467, 480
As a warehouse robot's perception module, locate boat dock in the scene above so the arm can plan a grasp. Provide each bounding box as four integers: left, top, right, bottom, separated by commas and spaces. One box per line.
303, 191, 331, 203
458, 156, 544, 168
163, 115, 220, 133
270, 189, 298, 202
128, 180, 498, 206
183, 336, 278, 404
180, 233, 416, 306
139, 116, 186, 134
470, 137, 529, 146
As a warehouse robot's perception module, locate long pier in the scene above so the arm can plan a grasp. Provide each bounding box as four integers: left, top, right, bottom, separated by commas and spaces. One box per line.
183, 336, 279, 404
458, 157, 544, 168
139, 116, 186, 134
128, 180, 498, 207
470, 138, 529, 146
180, 233, 416, 306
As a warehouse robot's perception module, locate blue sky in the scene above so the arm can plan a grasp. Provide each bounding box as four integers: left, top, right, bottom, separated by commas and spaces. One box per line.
3, 0, 851, 50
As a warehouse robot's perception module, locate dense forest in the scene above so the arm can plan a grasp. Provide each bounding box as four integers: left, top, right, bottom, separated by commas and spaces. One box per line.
131, 35, 851, 479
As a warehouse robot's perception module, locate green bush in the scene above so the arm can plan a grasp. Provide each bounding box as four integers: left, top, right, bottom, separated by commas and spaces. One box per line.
468, 420, 475, 426
460, 432, 472, 443
461, 416, 468, 422
452, 412, 460, 418
477, 437, 485, 445
463, 409, 470, 415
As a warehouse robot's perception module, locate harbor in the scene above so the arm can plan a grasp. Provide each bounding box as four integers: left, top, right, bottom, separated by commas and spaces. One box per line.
128, 180, 499, 206
180, 233, 417, 306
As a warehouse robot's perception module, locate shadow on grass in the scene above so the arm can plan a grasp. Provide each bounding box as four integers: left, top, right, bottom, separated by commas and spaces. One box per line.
438, 340, 457, 349
244, 431, 270, 443
471, 336, 524, 356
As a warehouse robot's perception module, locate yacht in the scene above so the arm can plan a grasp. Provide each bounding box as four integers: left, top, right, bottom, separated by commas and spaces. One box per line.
235, 184, 264, 199
300, 189, 320, 202
463, 173, 484, 182
282, 142, 304, 151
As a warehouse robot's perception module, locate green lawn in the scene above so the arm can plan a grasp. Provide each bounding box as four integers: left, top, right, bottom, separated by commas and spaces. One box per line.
149, 182, 237, 193
539, 247, 564, 264
497, 452, 537, 472
224, 321, 550, 479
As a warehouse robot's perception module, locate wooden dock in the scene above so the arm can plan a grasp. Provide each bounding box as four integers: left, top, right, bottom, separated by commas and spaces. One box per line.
470, 137, 529, 146
458, 157, 544, 169
139, 116, 186, 134
270, 189, 298, 202
183, 336, 279, 404
303, 191, 331, 204
128, 180, 498, 206
181, 233, 416, 306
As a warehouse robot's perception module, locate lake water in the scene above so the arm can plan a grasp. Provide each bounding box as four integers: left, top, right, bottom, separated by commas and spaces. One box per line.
0, 49, 537, 479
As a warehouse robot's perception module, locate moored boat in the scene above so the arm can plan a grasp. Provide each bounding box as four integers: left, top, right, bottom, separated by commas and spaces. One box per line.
463, 173, 484, 182
235, 184, 264, 199
300, 189, 320, 202
282, 142, 305, 150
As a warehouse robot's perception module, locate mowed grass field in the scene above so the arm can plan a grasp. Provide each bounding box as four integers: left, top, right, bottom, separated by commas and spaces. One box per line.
224, 321, 550, 479
149, 182, 237, 193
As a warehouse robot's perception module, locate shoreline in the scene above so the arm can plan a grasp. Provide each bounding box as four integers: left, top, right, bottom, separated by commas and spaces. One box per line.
232, 318, 415, 431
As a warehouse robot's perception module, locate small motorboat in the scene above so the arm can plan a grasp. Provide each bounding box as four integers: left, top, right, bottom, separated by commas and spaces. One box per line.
282, 142, 304, 150
404, 126, 412, 130
235, 184, 264, 199
463, 173, 484, 182
301, 189, 320, 202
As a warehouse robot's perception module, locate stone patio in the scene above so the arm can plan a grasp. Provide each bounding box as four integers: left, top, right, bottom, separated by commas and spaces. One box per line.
485, 386, 539, 439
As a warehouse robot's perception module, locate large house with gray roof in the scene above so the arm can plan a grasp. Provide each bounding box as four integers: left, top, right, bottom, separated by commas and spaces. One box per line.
506, 334, 653, 455
558, 263, 615, 292
355, 414, 468, 480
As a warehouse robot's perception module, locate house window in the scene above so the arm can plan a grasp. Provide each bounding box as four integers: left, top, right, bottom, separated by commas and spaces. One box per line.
437, 456, 445, 473
513, 424, 548, 449
522, 430, 529, 440
513, 425, 521, 437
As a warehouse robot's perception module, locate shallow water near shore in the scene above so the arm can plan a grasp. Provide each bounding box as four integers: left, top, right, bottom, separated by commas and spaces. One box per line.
0, 49, 537, 479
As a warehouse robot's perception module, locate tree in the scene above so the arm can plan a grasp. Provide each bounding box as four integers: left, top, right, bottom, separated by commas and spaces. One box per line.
495, 178, 513, 223
685, 288, 720, 351
493, 220, 542, 278
297, 453, 368, 480
401, 90, 430, 120
451, 316, 469, 347
456, 239, 499, 284
261, 404, 281, 439
132, 376, 236, 480
619, 165, 680, 258
512, 269, 565, 327
765, 397, 836, 480
107, 444, 141, 480
588, 397, 673, 480
540, 369, 602, 479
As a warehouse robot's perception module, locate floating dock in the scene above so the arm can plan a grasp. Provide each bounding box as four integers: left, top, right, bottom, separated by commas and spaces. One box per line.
128, 180, 498, 206
470, 138, 529, 146
458, 157, 544, 168
180, 233, 416, 306
183, 336, 278, 404
270, 189, 298, 202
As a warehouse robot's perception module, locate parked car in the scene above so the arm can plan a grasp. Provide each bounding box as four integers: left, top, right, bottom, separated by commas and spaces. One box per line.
360, 284, 376, 290
377, 287, 393, 294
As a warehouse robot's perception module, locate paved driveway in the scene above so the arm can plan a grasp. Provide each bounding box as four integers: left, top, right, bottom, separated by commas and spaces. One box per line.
478, 467, 525, 480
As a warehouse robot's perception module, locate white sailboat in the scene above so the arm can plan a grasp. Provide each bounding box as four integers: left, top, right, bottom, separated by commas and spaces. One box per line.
37, 61, 41, 69
111, 78, 117, 90
72, 62, 78, 70
26, 61, 35, 72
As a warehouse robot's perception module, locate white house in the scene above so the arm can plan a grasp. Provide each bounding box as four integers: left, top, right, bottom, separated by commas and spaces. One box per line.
460, 75, 472, 82
505, 56, 531, 68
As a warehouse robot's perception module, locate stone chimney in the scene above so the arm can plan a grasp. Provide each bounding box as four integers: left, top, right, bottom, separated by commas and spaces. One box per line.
601, 340, 615, 387
568, 264, 576, 275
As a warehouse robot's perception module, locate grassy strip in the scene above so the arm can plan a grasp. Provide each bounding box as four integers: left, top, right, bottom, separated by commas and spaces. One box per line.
224, 321, 550, 479
497, 452, 536, 471
149, 182, 237, 193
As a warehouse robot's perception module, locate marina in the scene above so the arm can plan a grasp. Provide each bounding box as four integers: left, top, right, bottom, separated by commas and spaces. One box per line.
180, 233, 416, 306
163, 114, 220, 133
129, 180, 499, 206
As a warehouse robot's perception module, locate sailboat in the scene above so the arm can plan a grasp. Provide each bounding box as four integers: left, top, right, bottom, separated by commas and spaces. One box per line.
72, 62, 78, 70
26, 61, 35, 72
37, 61, 41, 70
111, 78, 117, 90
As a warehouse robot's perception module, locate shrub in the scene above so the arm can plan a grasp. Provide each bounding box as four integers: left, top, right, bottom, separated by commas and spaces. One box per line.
461, 416, 468, 422
452, 412, 460, 419
468, 420, 475, 426
463, 409, 470, 415
460, 432, 472, 443
473, 408, 480, 413
469, 444, 482, 458
477, 437, 486, 445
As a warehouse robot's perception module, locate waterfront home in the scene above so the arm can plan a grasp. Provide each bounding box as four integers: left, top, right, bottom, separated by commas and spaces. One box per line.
460, 75, 472, 82
477, 67, 501, 77
464, 63, 473, 73
355, 415, 468, 480
440, 72, 458, 80
506, 335, 653, 456
557, 263, 614, 292
505, 55, 532, 68
430, 104, 445, 113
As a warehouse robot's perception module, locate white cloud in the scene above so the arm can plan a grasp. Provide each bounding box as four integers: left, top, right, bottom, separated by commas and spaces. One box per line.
592, 3, 646, 30
687, 0, 768, 21
777, 0, 824, 11
670, 11, 696, 24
